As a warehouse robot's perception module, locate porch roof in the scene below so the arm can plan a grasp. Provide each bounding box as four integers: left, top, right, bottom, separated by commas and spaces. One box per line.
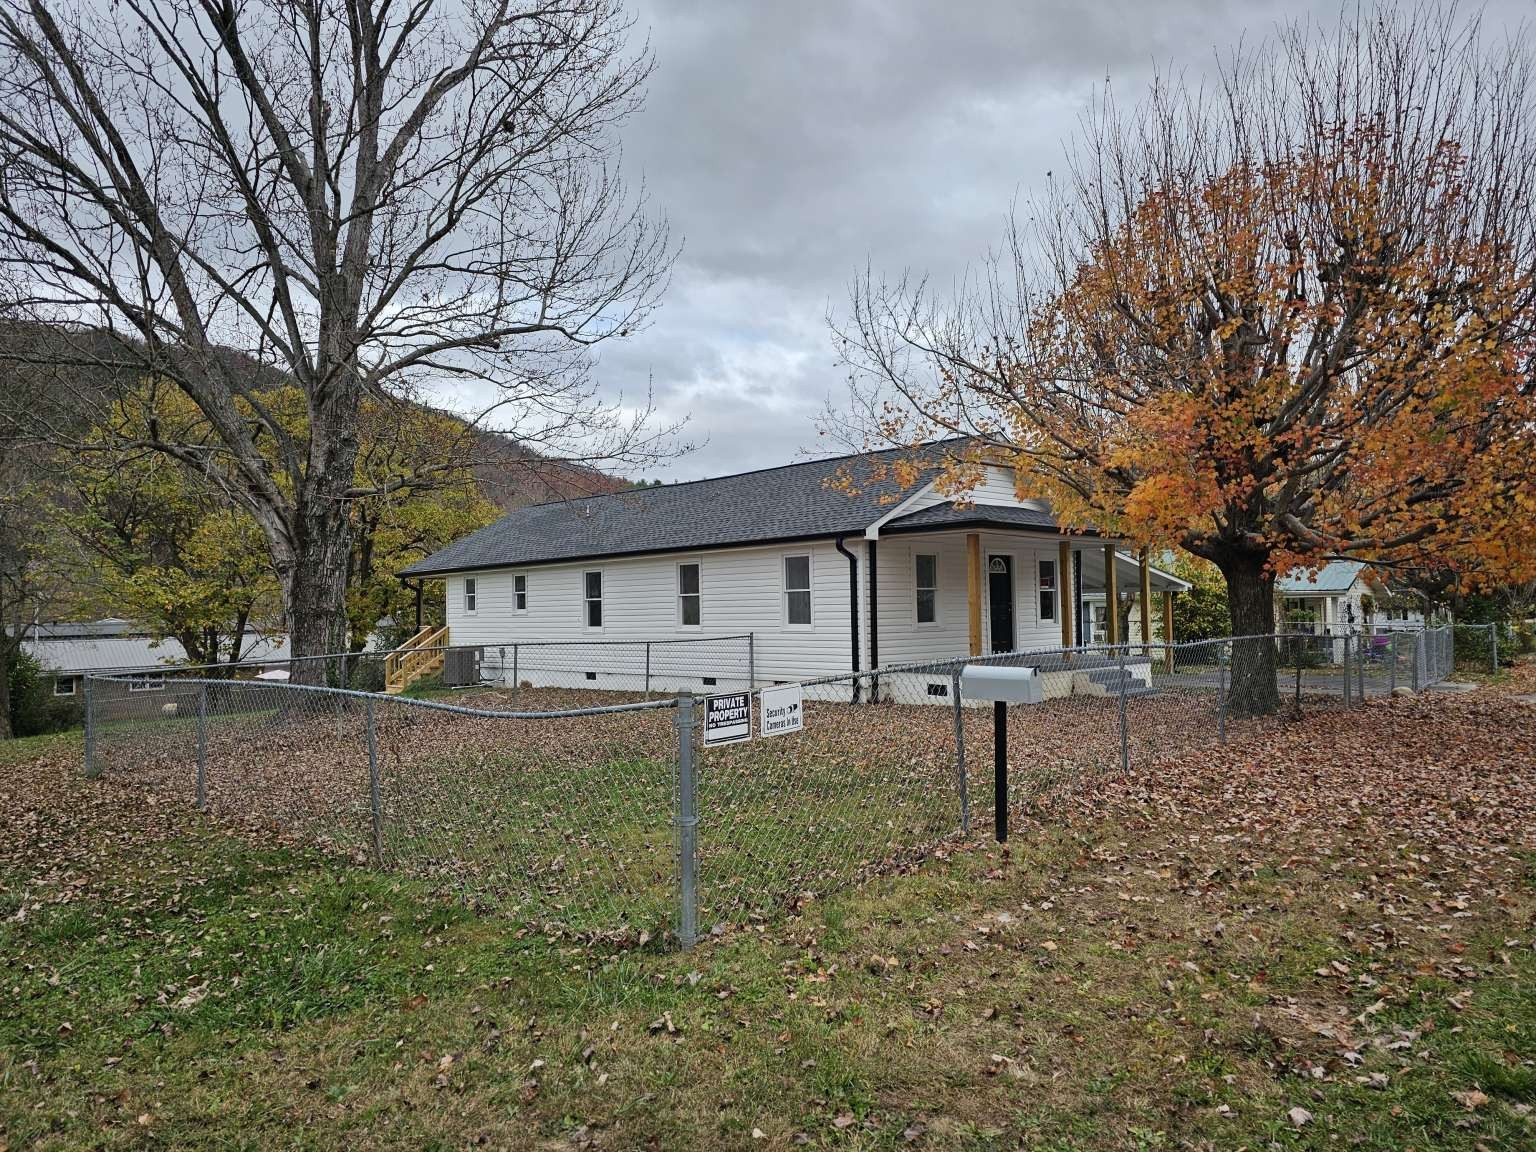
879, 501, 1069, 535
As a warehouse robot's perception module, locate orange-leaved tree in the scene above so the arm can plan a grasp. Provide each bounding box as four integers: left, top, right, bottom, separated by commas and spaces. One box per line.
833, 4, 1536, 714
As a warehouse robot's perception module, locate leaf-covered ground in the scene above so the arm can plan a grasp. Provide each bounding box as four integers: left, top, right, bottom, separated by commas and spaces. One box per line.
2, 676, 1534, 1151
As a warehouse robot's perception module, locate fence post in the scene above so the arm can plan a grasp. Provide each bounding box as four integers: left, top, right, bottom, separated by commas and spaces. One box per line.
82, 675, 98, 779
644, 641, 652, 699
1217, 642, 1228, 744
1293, 635, 1303, 717
511, 643, 520, 703
195, 683, 208, 810
674, 692, 699, 949
1116, 643, 1129, 776
498, 646, 506, 687
366, 698, 384, 867
1357, 633, 1366, 703
747, 632, 756, 691
1389, 632, 1398, 694
951, 668, 969, 835
1342, 634, 1352, 707
1491, 624, 1499, 674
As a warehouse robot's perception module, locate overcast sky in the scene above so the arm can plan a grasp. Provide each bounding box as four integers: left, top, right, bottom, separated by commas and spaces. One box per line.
572, 0, 1531, 481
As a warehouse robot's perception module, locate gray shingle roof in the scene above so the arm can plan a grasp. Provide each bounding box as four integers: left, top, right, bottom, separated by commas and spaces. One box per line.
881, 501, 1068, 534
400, 444, 1054, 576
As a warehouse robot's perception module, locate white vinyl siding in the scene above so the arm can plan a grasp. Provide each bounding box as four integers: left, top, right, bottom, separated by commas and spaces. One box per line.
444, 540, 861, 685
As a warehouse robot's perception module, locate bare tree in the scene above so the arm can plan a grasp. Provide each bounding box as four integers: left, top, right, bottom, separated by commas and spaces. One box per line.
0, 0, 675, 679
831, 3, 1536, 714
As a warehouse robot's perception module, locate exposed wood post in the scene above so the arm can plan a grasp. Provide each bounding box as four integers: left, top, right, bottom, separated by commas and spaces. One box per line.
1139, 550, 1153, 650
1059, 539, 1073, 648
1104, 542, 1119, 646
966, 533, 983, 657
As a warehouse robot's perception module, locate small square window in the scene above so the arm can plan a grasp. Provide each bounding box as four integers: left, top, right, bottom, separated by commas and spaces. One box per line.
53, 677, 76, 697
513, 573, 527, 612
463, 577, 478, 614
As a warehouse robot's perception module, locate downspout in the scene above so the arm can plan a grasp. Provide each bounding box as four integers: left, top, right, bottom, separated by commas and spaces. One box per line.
867, 539, 879, 702
834, 535, 862, 704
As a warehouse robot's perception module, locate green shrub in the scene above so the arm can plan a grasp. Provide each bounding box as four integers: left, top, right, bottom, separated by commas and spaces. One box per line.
6, 650, 83, 737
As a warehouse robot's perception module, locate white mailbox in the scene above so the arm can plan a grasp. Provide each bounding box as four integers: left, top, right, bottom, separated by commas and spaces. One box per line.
960, 664, 1043, 705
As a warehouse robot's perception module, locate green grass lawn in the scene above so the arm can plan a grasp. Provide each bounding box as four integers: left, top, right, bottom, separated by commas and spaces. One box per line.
3, 692, 1535, 1150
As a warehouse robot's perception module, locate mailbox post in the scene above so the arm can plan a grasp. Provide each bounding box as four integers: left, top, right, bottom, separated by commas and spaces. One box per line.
959, 664, 1044, 844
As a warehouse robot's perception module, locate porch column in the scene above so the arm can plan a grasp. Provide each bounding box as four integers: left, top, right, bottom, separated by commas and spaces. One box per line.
966, 532, 983, 656
1059, 539, 1073, 648
1162, 590, 1175, 672
1104, 542, 1119, 645
1139, 550, 1153, 651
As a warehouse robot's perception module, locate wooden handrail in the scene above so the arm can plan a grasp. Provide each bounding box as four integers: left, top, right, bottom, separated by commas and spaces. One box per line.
385, 625, 449, 692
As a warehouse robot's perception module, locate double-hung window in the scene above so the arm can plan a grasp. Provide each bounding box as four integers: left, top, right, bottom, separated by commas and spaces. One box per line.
915, 553, 938, 624
463, 577, 478, 614
513, 573, 528, 612
584, 571, 603, 628
678, 562, 701, 627
784, 555, 812, 627
1038, 559, 1057, 623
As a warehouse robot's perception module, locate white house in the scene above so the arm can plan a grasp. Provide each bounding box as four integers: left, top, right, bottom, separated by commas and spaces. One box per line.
397, 445, 1190, 701
1275, 561, 1425, 634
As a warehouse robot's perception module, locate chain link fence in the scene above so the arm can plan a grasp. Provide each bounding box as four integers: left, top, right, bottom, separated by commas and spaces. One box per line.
82, 627, 1462, 947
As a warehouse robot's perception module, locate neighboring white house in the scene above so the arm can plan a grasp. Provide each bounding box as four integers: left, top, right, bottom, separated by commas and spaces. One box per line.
398, 445, 1190, 701
20, 618, 291, 697
1275, 561, 1426, 635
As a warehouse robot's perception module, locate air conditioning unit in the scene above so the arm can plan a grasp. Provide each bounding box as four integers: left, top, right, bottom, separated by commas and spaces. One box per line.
442, 646, 484, 688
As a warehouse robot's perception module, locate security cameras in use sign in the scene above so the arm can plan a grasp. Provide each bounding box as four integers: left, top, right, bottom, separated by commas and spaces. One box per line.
702, 691, 751, 747
758, 683, 804, 738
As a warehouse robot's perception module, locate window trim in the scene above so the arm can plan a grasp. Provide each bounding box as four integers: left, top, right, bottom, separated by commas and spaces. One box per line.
1037, 557, 1057, 623
914, 551, 939, 626
582, 569, 604, 631
512, 572, 528, 614
462, 576, 478, 615
53, 676, 76, 697
782, 553, 813, 630
676, 560, 702, 630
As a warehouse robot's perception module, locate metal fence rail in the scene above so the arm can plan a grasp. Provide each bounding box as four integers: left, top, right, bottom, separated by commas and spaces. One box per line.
82, 627, 1464, 947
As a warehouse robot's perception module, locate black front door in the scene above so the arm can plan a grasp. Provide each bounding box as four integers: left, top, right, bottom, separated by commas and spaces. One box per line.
987, 555, 1014, 653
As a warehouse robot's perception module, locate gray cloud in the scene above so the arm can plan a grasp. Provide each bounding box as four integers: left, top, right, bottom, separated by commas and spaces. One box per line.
508, 0, 1535, 481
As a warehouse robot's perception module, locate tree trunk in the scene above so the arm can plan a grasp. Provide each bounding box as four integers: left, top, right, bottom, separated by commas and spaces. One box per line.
1213, 547, 1281, 717
0, 647, 13, 740
281, 497, 355, 687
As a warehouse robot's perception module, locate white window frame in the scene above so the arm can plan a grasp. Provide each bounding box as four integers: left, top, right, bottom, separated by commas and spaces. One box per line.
677, 561, 702, 630
462, 576, 478, 615
914, 552, 939, 626
512, 572, 528, 614
1038, 558, 1057, 623
583, 570, 604, 631
783, 553, 813, 629
53, 676, 76, 697
128, 674, 165, 693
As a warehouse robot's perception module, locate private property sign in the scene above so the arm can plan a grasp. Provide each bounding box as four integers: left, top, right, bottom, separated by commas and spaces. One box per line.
702, 691, 751, 747
758, 683, 804, 738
